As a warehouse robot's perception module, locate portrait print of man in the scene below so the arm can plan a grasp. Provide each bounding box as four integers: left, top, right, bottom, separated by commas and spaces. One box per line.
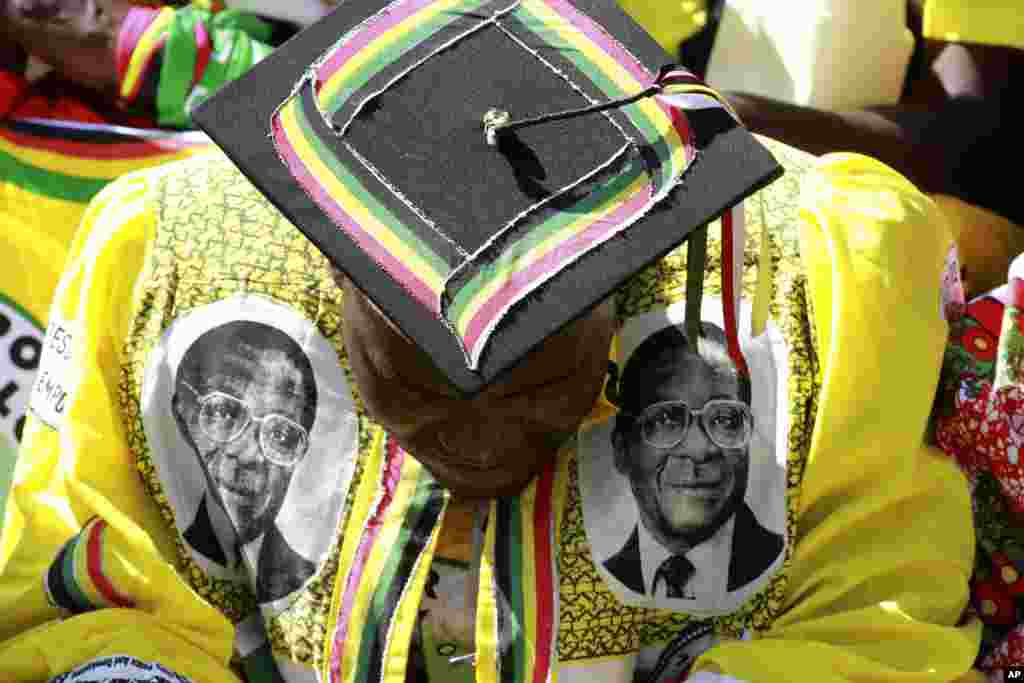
605, 321, 783, 603
171, 319, 319, 603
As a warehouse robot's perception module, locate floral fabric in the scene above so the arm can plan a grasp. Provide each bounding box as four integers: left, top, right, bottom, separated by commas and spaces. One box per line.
936, 255, 1024, 678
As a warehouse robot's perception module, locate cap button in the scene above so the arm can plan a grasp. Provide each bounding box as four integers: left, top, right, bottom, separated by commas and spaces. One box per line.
483, 108, 511, 146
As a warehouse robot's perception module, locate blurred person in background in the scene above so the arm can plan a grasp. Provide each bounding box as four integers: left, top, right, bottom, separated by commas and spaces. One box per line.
619, 0, 1023, 299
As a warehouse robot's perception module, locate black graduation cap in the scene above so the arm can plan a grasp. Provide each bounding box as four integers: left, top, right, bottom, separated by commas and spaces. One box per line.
192, 0, 782, 395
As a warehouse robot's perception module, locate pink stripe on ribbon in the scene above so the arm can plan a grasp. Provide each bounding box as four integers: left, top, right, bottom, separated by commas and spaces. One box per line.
531, 463, 556, 683
192, 20, 212, 90
539, 0, 650, 84
272, 110, 441, 313
116, 7, 162, 84
462, 189, 650, 354
329, 440, 406, 683
86, 520, 134, 608
315, 0, 439, 90
538, 0, 686, 155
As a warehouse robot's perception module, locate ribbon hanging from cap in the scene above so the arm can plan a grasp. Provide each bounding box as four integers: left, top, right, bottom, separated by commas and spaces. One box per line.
681, 202, 749, 380
722, 203, 750, 378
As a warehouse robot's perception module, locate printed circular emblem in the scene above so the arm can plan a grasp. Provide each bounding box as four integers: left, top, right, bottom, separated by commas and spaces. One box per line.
141, 295, 357, 611
579, 298, 788, 616
0, 296, 44, 503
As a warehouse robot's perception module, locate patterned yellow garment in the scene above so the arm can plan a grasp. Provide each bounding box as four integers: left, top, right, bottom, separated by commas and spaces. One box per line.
0, 137, 980, 683
0, 123, 211, 533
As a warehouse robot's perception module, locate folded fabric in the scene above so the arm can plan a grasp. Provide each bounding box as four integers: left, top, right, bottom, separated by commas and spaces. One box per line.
117, 5, 274, 128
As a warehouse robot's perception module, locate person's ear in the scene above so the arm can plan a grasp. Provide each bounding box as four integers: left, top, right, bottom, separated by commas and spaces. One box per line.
171, 389, 198, 448
612, 424, 629, 475
330, 265, 348, 291
171, 390, 184, 424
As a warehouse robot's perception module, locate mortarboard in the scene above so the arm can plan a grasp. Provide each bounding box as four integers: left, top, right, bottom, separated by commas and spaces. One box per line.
192, 0, 782, 395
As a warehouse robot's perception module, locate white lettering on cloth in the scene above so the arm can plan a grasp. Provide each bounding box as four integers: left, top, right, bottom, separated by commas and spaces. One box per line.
688, 674, 749, 683
29, 314, 80, 431
48, 654, 193, 683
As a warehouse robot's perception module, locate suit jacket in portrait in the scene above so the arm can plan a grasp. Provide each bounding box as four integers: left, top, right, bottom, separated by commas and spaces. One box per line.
184, 495, 316, 602
602, 502, 783, 595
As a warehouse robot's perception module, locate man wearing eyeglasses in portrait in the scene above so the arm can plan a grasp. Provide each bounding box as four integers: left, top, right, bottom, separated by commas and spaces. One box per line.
171, 319, 318, 604
606, 321, 783, 603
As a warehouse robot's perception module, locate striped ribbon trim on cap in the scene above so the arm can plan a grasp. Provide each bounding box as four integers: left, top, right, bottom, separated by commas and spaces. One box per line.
272, 0, 738, 371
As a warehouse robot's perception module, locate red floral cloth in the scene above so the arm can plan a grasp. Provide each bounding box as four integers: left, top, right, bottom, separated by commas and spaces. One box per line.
936, 257, 1024, 677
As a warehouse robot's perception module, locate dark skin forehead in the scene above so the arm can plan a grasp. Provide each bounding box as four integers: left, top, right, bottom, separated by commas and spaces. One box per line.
203, 342, 309, 402
628, 349, 740, 409
338, 271, 617, 402
647, 356, 738, 406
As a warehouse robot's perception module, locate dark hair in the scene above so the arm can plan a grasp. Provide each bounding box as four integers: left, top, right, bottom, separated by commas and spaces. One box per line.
175, 320, 318, 431
613, 321, 751, 438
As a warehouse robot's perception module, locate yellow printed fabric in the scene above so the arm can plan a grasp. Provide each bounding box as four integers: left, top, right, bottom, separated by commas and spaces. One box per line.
0, 122, 210, 533
0, 171, 237, 682
0, 195, 69, 324
923, 0, 1024, 49
684, 153, 980, 681
0, 223, 56, 507
616, 0, 708, 54
556, 144, 978, 682
0, 141, 979, 682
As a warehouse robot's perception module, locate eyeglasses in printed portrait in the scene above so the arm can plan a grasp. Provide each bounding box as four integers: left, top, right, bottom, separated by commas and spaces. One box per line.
142, 296, 357, 609
579, 299, 787, 614
173, 318, 320, 602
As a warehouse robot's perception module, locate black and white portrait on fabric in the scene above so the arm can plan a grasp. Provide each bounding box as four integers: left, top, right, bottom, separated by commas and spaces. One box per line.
141, 295, 358, 612
579, 297, 788, 615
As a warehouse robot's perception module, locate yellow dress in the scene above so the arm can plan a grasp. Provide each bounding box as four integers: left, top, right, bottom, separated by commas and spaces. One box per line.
0, 121, 210, 533
0, 137, 980, 682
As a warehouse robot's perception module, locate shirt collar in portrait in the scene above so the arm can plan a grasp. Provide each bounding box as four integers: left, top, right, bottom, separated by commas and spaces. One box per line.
637, 513, 735, 604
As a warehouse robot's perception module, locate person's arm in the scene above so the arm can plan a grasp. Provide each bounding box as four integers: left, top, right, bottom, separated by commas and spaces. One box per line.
725, 94, 953, 194
724, 35, 1020, 198
688, 153, 980, 681
0, 167, 237, 682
